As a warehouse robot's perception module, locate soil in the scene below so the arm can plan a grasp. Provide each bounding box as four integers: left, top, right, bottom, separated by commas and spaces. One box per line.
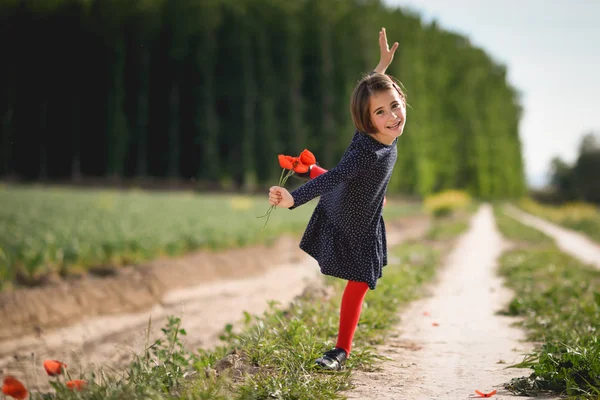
0, 236, 306, 342
0, 215, 430, 392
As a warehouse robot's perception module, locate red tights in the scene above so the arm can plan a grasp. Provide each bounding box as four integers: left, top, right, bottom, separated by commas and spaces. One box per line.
335, 280, 369, 356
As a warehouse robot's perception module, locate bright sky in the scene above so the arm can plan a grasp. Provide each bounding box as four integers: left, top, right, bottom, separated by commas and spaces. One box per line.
384, 0, 600, 187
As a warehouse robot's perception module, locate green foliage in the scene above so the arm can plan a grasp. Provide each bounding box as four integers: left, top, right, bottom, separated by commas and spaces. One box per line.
0, 0, 525, 197
492, 204, 554, 245
0, 185, 417, 289
494, 206, 600, 398
36, 316, 199, 399
0, 186, 311, 288
425, 211, 471, 241
548, 132, 600, 204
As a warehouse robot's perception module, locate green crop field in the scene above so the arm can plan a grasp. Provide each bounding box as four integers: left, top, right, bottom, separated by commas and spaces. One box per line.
0, 185, 422, 289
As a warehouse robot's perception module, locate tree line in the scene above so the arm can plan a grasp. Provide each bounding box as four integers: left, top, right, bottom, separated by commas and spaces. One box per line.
548, 132, 600, 204
0, 0, 526, 197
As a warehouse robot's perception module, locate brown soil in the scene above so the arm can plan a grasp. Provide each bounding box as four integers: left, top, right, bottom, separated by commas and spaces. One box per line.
0, 215, 430, 392
0, 237, 304, 342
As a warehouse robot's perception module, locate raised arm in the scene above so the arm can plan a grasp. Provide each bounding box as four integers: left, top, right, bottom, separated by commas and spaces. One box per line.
373, 27, 399, 74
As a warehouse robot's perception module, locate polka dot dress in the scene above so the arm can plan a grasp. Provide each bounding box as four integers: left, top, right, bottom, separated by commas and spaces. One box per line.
289, 131, 398, 290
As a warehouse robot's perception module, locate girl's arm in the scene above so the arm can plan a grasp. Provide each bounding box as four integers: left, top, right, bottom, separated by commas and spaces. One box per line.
307, 164, 387, 207
374, 27, 399, 74
289, 147, 378, 209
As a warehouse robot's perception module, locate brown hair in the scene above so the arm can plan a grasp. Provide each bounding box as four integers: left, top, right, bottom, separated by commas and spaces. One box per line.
350, 73, 406, 134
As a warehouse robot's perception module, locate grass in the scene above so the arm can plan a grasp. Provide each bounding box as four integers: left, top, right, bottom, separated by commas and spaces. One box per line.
426, 212, 470, 241
15, 206, 472, 399
493, 205, 600, 399
493, 204, 554, 245
0, 185, 422, 289
518, 198, 600, 244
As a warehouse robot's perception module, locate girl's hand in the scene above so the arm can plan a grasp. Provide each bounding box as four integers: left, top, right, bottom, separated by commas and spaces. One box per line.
269, 186, 294, 208
375, 27, 399, 74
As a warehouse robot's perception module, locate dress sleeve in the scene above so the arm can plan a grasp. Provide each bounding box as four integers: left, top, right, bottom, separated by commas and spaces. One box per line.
289, 145, 378, 209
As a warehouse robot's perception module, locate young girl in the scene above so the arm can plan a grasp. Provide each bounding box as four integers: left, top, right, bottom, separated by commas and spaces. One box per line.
268, 28, 406, 370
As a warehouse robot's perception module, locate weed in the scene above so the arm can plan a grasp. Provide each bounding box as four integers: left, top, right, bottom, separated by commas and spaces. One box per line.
494, 205, 600, 398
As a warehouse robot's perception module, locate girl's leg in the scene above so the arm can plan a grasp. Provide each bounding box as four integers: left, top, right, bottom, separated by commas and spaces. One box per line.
315, 280, 369, 370
336, 280, 370, 355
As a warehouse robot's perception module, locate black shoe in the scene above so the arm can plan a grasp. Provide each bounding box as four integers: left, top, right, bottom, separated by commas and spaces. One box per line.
315, 348, 347, 371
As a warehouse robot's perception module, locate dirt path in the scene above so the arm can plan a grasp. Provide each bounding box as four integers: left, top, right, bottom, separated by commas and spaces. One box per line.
506, 205, 600, 268
0, 217, 428, 392
346, 204, 559, 400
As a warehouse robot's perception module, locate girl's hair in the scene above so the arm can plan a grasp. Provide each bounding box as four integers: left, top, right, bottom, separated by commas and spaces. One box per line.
350, 73, 406, 134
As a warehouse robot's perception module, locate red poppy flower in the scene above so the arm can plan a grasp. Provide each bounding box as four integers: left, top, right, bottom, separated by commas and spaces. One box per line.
299, 149, 316, 166
278, 155, 294, 170
66, 380, 87, 391
2, 376, 28, 400
44, 359, 67, 376
260, 149, 318, 227
475, 389, 497, 397
293, 162, 309, 174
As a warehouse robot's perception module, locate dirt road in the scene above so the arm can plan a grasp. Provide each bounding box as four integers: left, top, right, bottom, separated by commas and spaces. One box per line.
506, 205, 600, 268
347, 205, 560, 399
0, 217, 428, 392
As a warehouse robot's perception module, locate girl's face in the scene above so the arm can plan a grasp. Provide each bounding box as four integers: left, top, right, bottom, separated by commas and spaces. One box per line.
368, 88, 406, 145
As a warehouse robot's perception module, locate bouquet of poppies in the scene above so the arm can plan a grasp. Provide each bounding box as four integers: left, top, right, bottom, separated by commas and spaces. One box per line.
258, 149, 316, 227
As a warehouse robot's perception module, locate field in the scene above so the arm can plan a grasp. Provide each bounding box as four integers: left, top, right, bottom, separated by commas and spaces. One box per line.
0, 185, 422, 289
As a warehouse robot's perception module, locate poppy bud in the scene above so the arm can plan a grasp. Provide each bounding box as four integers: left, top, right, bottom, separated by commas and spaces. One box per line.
299, 149, 316, 166
44, 359, 66, 376
2, 376, 28, 400
66, 380, 87, 391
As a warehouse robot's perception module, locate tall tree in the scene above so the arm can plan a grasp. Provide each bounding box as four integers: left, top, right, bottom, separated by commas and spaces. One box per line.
193, 0, 221, 183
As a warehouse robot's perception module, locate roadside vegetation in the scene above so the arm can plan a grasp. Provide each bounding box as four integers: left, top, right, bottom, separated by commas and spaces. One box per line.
494, 205, 600, 399
2, 195, 472, 399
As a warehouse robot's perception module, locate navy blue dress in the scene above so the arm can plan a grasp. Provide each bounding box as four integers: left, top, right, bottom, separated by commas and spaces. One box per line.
289, 131, 398, 289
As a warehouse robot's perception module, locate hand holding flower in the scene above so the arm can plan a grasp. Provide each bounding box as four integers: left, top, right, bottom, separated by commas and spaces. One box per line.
258, 149, 316, 227
269, 186, 293, 208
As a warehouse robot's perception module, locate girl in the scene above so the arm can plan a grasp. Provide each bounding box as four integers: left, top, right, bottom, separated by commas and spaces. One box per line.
268, 28, 406, 371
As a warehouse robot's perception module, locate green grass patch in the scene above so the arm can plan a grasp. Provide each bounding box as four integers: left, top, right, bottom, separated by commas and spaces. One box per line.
426, 211, 471, 241
20, 207, 470, 400
0, 185, 421, 289
494, 205, 600, 398
493, 204, 554, 245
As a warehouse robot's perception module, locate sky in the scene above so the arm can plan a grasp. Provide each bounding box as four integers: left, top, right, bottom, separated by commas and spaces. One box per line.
383, 0, 600, 187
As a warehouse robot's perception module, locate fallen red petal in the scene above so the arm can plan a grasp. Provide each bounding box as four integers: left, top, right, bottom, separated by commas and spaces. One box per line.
474, 389, 497, 397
